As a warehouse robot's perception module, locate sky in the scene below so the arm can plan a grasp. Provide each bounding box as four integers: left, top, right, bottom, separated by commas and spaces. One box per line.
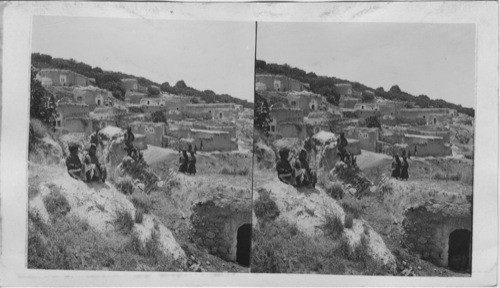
257, 22, 476, 108
32, 16, 256, 103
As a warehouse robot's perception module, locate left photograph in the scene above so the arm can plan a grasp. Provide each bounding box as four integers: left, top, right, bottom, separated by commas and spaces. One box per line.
27, 16, 255, 272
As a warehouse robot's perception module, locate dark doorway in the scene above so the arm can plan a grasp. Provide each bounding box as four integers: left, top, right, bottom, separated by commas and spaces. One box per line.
448, 229, 472, 272
236, 224, 251, 267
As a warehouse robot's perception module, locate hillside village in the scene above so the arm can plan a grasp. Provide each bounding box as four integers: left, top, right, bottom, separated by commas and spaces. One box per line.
28, 59, 254, 272
252, 68, 474, 275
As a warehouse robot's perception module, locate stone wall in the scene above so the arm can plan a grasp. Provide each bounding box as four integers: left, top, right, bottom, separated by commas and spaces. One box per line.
130, 122, 166, 147
344, 127, 379, 152
190, 194, 252, 264
255, 74, 308, 92
403, 206, 472, 268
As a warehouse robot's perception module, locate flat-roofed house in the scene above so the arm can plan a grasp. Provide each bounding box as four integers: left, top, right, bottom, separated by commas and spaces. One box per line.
37, 69, 94, 87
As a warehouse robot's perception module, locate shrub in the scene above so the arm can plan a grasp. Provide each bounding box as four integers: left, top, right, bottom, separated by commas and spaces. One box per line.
321, 213, 344, 239
135, 208, 144, 224
432, 171, 461, 181
116, 177, 134, 195
344, 213, 354, 229
220, 166, 250, 176
131, 193, 153, 214
340, 196, 363, 219
43, 186, 71, 218
253, 189, 280, 223
114, 209, 134, 233
325, 181, 344, 199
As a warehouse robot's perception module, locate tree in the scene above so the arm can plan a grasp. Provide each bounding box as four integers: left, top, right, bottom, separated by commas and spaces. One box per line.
160, 81, 170, 91
30, 68, 57, 126
175, 80, 187, 89
365, 116, 381, 129
151, 111, 166, 123
255, 59, 267, 70
190, 97, 200, 104
148, 85, 160, 96
362, 91, 375, 102
389, 85, 402, 94
254, 92, 271, 136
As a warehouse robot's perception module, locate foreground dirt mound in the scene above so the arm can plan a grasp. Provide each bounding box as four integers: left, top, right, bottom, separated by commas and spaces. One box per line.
28, 165, 186, 264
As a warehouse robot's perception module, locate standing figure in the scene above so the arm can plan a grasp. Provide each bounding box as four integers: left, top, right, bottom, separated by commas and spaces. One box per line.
187, 151, 197, 175
276, 148, 294, 186
400, 156, 409, 180
84, 144, 107, 183
337, 132, 348, 162
391, 155, 401, 179
124, 127, 135, 157
200, 140, 204, 151
179, 150, 189, 173
66, 143, 83, 180
90, 127, 100, 148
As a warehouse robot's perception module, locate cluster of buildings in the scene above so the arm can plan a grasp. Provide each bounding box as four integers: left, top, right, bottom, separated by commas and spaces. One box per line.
37, 68, 244, 152
257, 73, 459, 158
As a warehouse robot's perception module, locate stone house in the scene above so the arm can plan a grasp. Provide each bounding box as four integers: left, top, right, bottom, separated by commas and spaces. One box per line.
335, 83, 354, 97
339, 96, 361, 109
344, 127, 380, 152
72, 86, 111, 110
140, 97, 166, 107
125, 91, 148, 105
130, 121, 168, 147
184, 103, 238, 121
192, 123, 237, 138
402, 134, 452, 157
55, 102, 92, 133
162, 94, 193, 112
287, 92, 327, 115
188, 129, 238, 151
37, 69, 94, 87
120, 78, 147, 93
398, 108, 452, 126
269, 107, 306, 139
255, 74, 309, 92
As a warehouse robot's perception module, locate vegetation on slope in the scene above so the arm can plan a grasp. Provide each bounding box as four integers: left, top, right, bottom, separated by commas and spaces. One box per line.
31, 53, 253, 109
255, 59, 474, 117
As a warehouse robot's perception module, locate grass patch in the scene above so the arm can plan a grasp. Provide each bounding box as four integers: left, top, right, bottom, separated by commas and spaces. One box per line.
130, 193, 153, 214
432, 171, 461, 181
220, 166, 250, 176
116, 177, 134, 195
253, 188, 280, 223
42, 185, 70, 218
321, 212, 344, 239
324, 181, 344, 200
114, 208, 134, 234
340, 195, 363, 219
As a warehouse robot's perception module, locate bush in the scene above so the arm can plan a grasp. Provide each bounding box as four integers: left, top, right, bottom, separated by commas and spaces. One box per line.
116, 177, 134, 195
344, 213, 354, 229
135, 208, 144, 224
321, 213, 344, 239
253, 189, 280, 223
325, 181, 344, 199
114, 209, 134, 233
220, 166, 250, 176
340, 196, 363, 219
432, 171, 461, 181
151, 111, 166, 123
43, 186, 71, 218
131, 193, 153, 214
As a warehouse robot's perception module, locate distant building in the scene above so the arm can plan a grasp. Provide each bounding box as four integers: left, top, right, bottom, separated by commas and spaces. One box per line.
255, 74, 309, 92
398, 108, 453, 126
55, 101, 92, 133
72, 86, 111, 110
130, 121, 168, 147
184, 103, 239, 121
125, 91, 148, 105
344, 127, 380, 152
339, 96, 361, 109
287, 92, 327, 115
36, 69, 94, 87
120, 78, 147, 93
269, 107, 306, 139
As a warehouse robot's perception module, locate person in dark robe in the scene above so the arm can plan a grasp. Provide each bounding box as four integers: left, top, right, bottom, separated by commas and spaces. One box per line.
337, 132, 348, 162
179, 150, 189, 173
187, 151, 197, 175
66, 143, 83, 180
276, 148, 294, 185
124, 127, 135, 157
84, 144, 107, 183
295, 149, 317, 188
400, 156, 409, 180
391, 155, 401, 179
90, 127, 100, 148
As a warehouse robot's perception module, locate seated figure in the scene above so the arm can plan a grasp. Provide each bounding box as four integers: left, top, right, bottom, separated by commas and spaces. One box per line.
84, 144, 107, 183
66, 143, 83, 180
276, 148, 294, 186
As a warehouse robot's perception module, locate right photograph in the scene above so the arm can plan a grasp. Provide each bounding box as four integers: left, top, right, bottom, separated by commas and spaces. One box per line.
251, 22, 475, 276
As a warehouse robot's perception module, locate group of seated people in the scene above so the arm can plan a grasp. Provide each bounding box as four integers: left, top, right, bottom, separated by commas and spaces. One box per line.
179, 144, 197, 175
66, 142, 107, 183
276, 147, 317, 188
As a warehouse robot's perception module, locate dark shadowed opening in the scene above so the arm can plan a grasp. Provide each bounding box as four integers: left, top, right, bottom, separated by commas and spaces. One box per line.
236, 223, 251, 267
448, 229, 472, 272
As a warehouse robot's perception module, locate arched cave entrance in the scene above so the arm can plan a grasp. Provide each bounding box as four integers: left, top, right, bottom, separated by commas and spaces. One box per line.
448, 229, 472, 272
236, 224, 251, 267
